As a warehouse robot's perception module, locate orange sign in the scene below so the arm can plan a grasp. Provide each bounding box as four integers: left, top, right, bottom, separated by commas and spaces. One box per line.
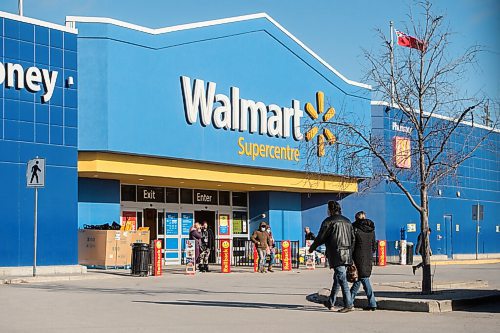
153, 240, 162, 276
220, 239, 231, 273
378, 240, 387, 266
121, 211, 137, 231
393, 136, 411, 169
253, 245, 259, 272
282, 240, 292, 271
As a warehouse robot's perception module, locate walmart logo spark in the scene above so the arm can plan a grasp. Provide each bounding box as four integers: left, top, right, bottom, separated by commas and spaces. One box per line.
304, 91, 336, 157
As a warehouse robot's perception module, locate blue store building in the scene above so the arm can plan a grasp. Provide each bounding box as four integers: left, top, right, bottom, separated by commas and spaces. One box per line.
0, 11, 78, 267
1, 10, 498, 269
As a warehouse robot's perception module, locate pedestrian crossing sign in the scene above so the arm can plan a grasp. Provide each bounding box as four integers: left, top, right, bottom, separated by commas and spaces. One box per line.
27, 158, 45, 188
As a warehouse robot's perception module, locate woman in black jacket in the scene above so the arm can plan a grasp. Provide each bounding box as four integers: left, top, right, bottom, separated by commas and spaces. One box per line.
350, 211, 378, 310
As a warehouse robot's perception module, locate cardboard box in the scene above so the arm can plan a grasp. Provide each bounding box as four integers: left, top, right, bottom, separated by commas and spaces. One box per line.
78, 230, 152, 267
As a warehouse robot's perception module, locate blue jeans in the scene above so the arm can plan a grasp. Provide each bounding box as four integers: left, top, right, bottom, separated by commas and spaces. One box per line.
257, 248, 267, 271
269, 250, 275, 265
329, 265, 353, 308
350, 277, 377, 308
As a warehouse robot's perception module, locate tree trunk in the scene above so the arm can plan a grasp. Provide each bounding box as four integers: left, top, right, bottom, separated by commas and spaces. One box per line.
420, 190, 432, 294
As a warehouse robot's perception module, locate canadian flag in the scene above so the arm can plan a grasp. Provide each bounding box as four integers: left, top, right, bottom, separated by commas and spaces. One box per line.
395, 30, 427, 52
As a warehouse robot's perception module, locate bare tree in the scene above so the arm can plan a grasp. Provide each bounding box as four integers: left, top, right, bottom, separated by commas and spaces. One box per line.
303, 1, 498, 294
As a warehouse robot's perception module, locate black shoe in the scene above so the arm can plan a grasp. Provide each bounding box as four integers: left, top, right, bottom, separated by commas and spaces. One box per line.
323, 299, 333, 310
205, 265, 210, 272
363, 307, 376, 311
338, 307, 353, 313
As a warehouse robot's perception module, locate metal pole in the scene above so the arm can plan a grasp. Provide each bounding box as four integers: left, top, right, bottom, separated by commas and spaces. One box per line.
475, 203, 479, 260
18, 0, 24, 16
390, 21, 395, 106
33, 187, 38, 277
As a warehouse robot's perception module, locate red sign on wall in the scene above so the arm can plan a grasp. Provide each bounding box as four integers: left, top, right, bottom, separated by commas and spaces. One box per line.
378, 240, 387, 266
153, 240, 162, 276
282, 240, 292, 271
253, 245, 258, 272
393, 136, 411, 169
220, 239, 231, 273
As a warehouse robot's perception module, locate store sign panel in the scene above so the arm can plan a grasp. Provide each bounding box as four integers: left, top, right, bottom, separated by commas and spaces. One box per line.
220, 239, 231, 273
137, 186, 165, 203
282, 240, 292, 271
165, 213, 179, 235
181, 213, 193, 235
1, 61, 59, 102
393, 136, 411, 169
194, 189, 218, 205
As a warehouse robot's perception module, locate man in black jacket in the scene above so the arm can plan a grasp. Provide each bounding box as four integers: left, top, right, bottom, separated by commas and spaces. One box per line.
309, 200, 355, 313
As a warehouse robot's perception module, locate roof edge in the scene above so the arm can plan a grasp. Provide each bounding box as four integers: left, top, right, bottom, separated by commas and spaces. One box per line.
0, 10, 77, 33
371, 101, 499, 133
65, 12, 371, 90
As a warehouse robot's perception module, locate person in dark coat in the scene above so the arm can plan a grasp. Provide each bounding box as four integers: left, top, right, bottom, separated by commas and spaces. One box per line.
413, 228, 432, 274
309, 200, 355, 313
304, 227, 316, 241
350, 211, 377, 310
189, 222, 202, 268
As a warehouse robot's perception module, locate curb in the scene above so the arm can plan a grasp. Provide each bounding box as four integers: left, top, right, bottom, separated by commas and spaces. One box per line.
432, 259, 500, 266
315, 289, 500, 313
1, 273, 125, 285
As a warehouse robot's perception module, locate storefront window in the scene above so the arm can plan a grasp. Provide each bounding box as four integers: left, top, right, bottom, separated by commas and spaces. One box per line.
233, 211, 248, 235
165, 187, 179, 203
218, 191, 230, 206
180, 188, 193, 204
232, 192, 247, 207
121, 185, 136, 201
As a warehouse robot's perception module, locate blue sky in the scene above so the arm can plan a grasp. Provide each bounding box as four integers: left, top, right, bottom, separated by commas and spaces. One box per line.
1, 0, 499, 104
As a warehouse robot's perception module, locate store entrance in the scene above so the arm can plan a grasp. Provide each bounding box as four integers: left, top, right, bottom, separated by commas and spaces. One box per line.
195, 210, 216, 263
143, 208, 157, 243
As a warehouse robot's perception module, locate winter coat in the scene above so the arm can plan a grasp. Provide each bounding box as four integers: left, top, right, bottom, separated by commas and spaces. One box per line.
305, 232, 316, 241
251, 222, 272, 249
352, 219, 376, 278
189, 228, 202, 262
309, 213, 355, 268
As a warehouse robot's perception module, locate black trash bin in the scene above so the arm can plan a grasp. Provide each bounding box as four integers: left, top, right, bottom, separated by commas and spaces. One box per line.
131, 243, 150, 276
406, 242, 414, 265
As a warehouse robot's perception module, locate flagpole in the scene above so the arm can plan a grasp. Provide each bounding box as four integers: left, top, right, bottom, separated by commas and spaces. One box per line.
390, 21, 395, 107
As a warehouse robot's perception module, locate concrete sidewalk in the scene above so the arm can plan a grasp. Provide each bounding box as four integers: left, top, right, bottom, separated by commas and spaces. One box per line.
2, 264, 499, 313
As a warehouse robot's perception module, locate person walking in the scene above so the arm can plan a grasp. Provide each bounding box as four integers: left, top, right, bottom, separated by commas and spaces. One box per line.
308, 200, 355, 313
251, 221, 272, 273
266, 225, 276, 272
304, 227, 316, 241
189, 222, 202, 271
413, 228, 432, 275
199, 222, 212, 272
350, 211, 377, 311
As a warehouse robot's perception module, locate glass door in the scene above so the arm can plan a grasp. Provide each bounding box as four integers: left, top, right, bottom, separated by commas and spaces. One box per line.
164, 211, 181, 265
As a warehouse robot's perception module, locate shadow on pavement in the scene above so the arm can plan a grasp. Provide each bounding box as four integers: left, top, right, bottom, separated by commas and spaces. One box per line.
9, 283, 307, 298
133, 300, 327, 312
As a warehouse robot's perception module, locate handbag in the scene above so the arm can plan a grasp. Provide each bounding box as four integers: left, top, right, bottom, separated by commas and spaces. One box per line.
347, 264, 358, 283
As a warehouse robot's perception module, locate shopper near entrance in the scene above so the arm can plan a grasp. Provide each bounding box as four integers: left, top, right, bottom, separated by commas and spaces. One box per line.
308, 200, 355, 313
189, 222, 202, 269
199, 221, 213, 272
266, 225, 276, 272
350, 211, 377, 311
413, 228, 432, 275
251, 221, 272, 273
305, 227, 316, 241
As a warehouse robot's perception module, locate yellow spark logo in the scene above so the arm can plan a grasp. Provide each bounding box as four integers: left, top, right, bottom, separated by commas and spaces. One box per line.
304, 91, 336, 157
